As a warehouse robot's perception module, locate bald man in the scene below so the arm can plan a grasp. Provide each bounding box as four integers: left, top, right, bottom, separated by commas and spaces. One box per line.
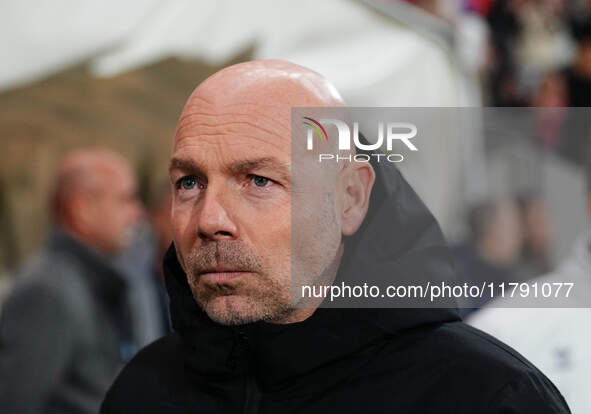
0, 149, 142, 414
101, 61, 570, 413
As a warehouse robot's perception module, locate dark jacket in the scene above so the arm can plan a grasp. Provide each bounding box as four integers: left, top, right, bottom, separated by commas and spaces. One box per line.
0, 229, 133, 414
101, 159, 570, 413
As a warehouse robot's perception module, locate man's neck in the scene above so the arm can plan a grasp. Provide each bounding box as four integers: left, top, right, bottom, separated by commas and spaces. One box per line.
268, 307, 317, 324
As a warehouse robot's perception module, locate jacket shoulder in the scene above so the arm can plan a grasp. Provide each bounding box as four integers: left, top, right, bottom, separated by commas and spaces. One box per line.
368, 321, 569, 412
432, 322, 570, 412
4, 250, 92, 320
436, 321, 540, 371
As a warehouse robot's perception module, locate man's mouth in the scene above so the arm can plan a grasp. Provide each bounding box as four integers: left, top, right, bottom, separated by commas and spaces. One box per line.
199, 268, 252, 284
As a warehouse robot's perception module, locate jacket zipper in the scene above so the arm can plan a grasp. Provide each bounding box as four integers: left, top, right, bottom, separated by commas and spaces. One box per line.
238, 330, 261, 414
243, 372, 261, 414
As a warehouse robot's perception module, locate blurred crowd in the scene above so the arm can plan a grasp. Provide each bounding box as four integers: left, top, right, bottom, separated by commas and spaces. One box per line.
407, 0, 591, 102
483, 0, 591, 164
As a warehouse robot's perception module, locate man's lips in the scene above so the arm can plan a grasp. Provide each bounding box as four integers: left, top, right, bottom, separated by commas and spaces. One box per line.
199, 270, 252, 283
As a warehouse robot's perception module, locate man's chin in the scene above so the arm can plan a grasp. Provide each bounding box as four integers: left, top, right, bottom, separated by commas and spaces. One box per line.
201, 294, 290, 326
201, 295, 261, 326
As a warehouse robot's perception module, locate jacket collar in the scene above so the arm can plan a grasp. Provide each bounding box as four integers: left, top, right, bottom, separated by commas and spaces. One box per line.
47, 227, 127, 307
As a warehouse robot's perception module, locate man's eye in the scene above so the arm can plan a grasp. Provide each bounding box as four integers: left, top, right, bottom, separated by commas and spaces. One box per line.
178, 176, 197, 190
251, 175, 271, 187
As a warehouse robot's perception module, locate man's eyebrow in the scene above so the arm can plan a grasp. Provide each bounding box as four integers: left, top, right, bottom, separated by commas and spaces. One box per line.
169, 157, 204, 175
169, 156, 290, 181
227, 158, 290, 182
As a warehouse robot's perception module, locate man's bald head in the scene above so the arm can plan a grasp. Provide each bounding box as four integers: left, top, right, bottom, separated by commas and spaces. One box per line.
169, 60, 373, 325
52, 149, 142, 254
175, 60, 345, 149
196, 60, 343, 103
52, 149, 131, 218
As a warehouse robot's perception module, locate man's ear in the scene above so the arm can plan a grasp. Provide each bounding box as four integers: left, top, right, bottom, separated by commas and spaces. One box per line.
340, 162, 375, 236
68, 194, 94, 233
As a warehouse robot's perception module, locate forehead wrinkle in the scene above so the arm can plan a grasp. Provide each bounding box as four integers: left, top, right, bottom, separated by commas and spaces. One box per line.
177, 104, 290, 136
175, 132, 288, 156
178, 110, 290, 134
176, 118, 288, 144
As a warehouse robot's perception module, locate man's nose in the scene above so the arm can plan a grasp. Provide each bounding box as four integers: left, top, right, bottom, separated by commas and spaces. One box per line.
196, 188, 237, 241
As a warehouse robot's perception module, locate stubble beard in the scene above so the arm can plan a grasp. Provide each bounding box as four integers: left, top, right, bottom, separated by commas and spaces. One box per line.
185, 240, 293, 325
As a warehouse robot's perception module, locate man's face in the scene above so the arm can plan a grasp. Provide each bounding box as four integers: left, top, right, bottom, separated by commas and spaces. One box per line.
86, 166, 142, 254
170, 105, 343, 325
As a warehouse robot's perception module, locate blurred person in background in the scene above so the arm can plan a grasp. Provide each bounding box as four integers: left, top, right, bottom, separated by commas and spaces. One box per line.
148, 181, 174, 273
558, 14, 591, 165
452, 198, 525, 316
111, 182, 173, 347
564, 7, 591, 106
533, 71, 569, 108
468, 158, 591, 413
0, 148, 142, 414
516, 193, 553, 275
486, 0, 577, 106
146, 182, 174, 332
513, 0, 575, 93
532, 72, 569, 152
487, 0, 534, 106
